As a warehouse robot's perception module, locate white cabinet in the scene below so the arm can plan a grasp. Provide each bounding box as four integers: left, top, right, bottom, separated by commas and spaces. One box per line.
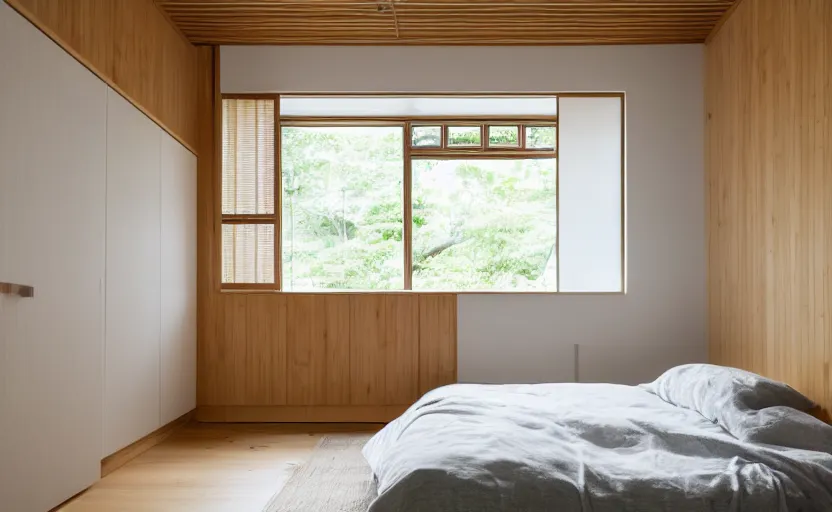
160, 132, 198, 424
103, 95, 198, 457
0, 4, 107, 511
104, 90, 163, 456
1, 3, 196, 508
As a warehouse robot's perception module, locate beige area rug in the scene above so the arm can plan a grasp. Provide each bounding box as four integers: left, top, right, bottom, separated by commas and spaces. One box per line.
264, 434, 377, 512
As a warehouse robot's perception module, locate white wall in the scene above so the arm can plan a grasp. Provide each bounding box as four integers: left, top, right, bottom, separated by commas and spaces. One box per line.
221, 45, 707, 385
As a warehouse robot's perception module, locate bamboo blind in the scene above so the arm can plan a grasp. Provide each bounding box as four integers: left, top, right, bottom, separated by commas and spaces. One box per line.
222, 99, 276, 284
156, 0, 736, 45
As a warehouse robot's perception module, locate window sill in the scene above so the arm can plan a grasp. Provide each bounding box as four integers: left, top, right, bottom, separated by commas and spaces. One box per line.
218, 288, 624, 296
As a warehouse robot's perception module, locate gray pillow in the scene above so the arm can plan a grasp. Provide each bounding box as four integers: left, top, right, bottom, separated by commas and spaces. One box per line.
641, 364, 816, 439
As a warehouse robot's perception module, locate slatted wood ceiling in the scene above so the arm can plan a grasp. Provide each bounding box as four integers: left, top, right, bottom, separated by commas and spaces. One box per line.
156, 0, 736, 45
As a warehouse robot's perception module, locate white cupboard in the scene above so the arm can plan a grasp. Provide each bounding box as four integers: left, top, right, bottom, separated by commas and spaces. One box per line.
0, 3, 107, 510
103, 90, 163, 456
0, 3, 197, 510
160, 133, 198, 425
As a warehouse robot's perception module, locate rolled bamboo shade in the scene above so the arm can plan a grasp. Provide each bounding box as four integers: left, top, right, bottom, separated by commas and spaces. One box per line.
222, 99, 275, 216
222, 99, 276, 284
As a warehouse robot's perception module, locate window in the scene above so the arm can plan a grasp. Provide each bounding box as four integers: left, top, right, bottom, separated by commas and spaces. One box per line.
281, 126, 404, 291
221, 97, 276, 286
220, 95, 623, 292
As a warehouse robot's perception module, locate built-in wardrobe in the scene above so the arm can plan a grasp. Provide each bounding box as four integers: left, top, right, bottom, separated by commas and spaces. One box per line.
0, 3, 196, 511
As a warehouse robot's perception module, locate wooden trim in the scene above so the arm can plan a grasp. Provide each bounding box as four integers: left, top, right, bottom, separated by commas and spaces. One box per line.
213, 49, 223, 293
216, 289, 623, 296
555, 96, 561, 291
221, 283, 277, 291
705, 0, 745, 44
410, 148, 556, 159
614, 91, 629, 295
196, 405, 409, 423
100, 410, 194, 478
221, 215, 277, 224
47, 489, 89, 512
5, 0, 198, 156
275, 94, 283, 291
222, 93, 281, 101
282, 118, 407, 127
403, 122, 413, 290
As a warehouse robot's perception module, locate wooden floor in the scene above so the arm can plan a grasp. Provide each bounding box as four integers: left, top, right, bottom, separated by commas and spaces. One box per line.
59, 423, 382, 512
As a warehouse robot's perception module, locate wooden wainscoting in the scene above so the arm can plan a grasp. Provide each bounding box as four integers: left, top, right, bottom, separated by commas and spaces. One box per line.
5, 0, 199, 153
198, 293, 457, 420
706, 0, 832, 412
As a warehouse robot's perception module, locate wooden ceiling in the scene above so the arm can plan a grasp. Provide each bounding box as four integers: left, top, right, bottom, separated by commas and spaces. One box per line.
156, 0, 736, 46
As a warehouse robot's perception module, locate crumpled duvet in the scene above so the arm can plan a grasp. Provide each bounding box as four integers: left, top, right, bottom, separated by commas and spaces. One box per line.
362, 383, 832, 512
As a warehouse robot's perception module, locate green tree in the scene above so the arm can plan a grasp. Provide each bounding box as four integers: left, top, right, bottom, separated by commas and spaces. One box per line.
281, 126, 557, 291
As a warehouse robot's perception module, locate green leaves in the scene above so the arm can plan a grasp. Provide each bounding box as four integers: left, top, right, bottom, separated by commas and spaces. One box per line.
280, 126, 558, 291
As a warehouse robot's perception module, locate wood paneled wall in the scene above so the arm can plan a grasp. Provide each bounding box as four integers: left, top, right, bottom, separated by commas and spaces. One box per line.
197, 293, 456, 421
5, 0, 199, 153
707, 0, 832, 413
195, 49, 458, 422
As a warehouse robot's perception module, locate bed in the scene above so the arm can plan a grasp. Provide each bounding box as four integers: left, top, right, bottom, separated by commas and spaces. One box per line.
362, 364, 832, 511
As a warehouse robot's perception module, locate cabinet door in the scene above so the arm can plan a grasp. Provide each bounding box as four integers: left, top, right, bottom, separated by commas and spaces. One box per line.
104, 90, 162, 456
0, 4, 107, 511
160, 132, 198, 424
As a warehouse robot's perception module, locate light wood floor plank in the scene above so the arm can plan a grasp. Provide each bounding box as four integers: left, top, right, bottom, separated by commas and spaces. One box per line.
59, 423, 381, 512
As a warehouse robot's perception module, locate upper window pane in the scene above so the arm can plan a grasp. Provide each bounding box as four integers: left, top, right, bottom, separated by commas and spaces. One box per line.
412, 126, 442, 147
525, 125, 557, 150
281, 96, 558, 117
222, 99, 275, 215
281, 126, 404, 291
488, 125, 520, 147
412, 158, 557, 291
447, 126, 481, 147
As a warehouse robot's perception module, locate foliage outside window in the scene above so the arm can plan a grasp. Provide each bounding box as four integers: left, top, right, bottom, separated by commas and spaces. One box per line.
221, 96, 559, 292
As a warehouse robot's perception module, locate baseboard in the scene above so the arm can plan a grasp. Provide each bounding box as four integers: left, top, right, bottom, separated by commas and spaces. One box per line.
100, 409, 195, 477
196, 405, 409, 423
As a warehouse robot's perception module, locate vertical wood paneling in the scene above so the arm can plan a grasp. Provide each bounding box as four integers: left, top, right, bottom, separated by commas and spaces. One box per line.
350, 296, 386, 405
4, 0, 113, 75
214, 294, 247, 406
202, 292, 457, 412
195, 46, 217, 406
5, 0, 198, 152
246, 295, 287, 405
384, 295, 420, 404
707, 0, 832, 413
419, 294, 458, 395
287, 295, 350, 405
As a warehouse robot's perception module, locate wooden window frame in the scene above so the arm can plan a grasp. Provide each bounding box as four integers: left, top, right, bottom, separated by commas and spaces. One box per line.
218, 93, 624, 294
220, 93, 280, 291
486, 124, 521, 149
